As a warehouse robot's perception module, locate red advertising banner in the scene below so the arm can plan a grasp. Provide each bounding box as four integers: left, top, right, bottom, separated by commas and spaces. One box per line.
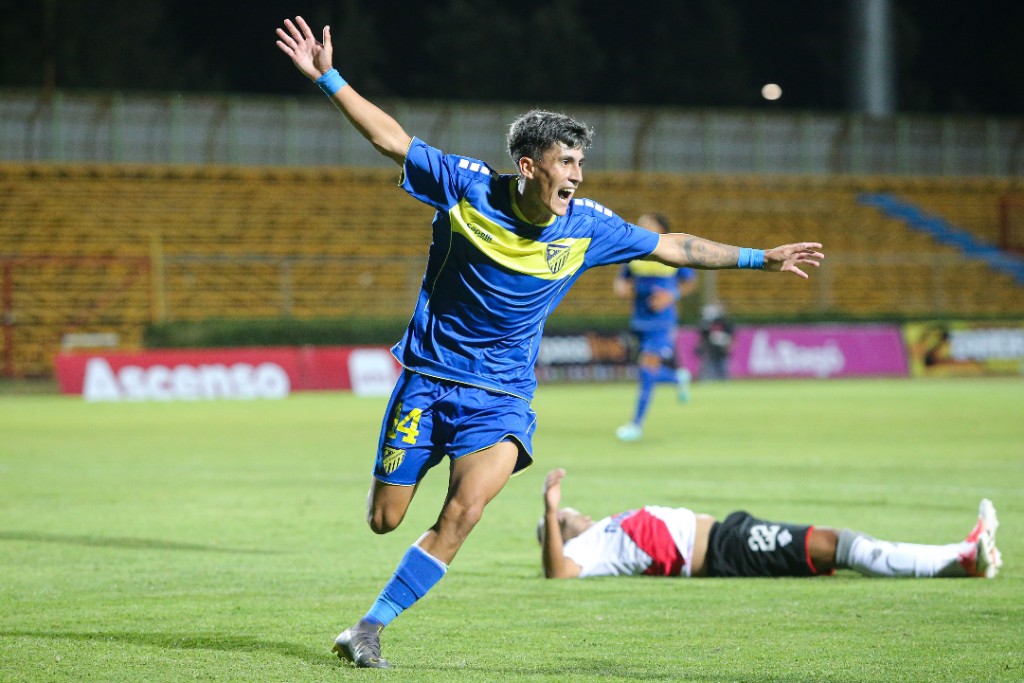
55, 323, 925, 400
54, 346, 401, 401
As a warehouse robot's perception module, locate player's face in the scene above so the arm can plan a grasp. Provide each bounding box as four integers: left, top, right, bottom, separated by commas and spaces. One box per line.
518, 143, 584, 222
558, 507, 593, 541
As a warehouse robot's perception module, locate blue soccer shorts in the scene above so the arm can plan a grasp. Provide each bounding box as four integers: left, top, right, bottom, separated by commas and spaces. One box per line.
373, 370, 537, 486
635, 328, 676, 363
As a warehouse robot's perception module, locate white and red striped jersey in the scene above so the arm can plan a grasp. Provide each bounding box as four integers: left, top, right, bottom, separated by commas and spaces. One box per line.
563, 506, 697, 578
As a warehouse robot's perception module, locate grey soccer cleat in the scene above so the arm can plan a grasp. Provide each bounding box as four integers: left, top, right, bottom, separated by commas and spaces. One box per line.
333, 620, 392, 668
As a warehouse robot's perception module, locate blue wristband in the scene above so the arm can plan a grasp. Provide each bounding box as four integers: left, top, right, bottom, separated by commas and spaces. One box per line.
738, 247, 765, 270
316, 68, 347, 96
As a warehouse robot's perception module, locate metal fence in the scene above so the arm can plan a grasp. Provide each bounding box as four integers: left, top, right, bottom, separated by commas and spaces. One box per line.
3, 89, 1023, 176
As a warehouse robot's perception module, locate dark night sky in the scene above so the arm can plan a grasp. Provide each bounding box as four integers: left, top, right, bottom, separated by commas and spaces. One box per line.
1, 0, 1022, 115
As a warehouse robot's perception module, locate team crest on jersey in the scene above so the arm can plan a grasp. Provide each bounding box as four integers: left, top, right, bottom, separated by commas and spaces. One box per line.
382, 446, 405, 475
545, 243, 571, 274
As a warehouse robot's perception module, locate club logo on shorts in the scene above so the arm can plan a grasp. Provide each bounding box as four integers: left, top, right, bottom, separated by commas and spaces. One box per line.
545, 243, 571, 274
382, 446, 405, 475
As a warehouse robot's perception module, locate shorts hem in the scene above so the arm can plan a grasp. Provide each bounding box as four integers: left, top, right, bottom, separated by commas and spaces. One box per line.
451, 434, 534, 475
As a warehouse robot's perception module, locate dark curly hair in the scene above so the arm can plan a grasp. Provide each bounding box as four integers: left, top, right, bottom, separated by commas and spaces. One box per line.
507, 110, 594, 166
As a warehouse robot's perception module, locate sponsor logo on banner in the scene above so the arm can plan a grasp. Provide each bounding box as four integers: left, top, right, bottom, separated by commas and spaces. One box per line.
949, 328, 1024, 360
349, 349, 400, 396
747, 331, 846, 378
538, 335, 593, 365
534, 333, 633, 382
82, 358, 291, 402
676, 324, 908, 379
904, 321, 1024, 376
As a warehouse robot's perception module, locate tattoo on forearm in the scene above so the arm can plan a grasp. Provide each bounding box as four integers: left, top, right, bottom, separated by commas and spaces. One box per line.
682, 238, 736, 267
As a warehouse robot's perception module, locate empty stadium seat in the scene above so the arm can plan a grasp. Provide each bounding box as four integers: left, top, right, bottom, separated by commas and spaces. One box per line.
1, 161, 1022, 377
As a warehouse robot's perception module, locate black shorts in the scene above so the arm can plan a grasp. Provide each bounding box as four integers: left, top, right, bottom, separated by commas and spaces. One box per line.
705, 511, 817, 578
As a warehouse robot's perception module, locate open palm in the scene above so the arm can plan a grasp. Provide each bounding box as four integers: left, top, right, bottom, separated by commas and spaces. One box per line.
275, 16, 333, 81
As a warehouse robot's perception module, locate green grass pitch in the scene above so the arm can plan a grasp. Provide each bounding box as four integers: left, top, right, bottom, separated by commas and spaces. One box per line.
1, 378, 1021, 681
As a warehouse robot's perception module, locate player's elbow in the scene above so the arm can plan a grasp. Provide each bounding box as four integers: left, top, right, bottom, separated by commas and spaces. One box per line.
371, 132, 413, 166
542, 565, 573, 579
372, 141, 406, 165
649, 234, 686, 268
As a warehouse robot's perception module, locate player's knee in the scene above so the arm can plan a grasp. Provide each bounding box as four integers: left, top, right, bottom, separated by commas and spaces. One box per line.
366, 503, 406, 535
439, 497, 486, 540
367, 515, 392, 535
455, 500, 486, 533
367, 511, 399, 535
808, 527, 839, 574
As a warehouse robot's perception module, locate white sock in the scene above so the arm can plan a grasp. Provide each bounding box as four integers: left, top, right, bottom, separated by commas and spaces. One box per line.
837, 530, 969, 578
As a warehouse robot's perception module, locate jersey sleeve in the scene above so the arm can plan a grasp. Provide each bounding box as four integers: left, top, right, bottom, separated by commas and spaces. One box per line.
400, 137, 494, 211
575, 205, 660, 268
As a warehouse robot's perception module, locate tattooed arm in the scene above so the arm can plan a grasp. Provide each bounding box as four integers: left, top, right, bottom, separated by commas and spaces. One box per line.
648, 233, 824, 279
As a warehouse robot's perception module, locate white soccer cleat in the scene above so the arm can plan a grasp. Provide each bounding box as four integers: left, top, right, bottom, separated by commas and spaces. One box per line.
615, 423, 643, 442
676, 368, 692, 403
962, 498, 1002, 579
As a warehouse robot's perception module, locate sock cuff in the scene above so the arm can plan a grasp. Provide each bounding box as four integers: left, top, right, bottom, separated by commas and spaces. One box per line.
396, 545, 447, 600
835, 529, 869, 568
409, 544, 448, 574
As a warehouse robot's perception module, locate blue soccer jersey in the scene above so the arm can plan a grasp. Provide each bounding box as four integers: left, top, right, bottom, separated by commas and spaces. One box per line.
620, 260, 696, 333
392, 137, 660, 401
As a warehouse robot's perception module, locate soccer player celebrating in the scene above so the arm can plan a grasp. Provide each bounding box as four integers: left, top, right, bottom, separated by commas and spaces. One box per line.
539, 468, 1002, 580
613, 212, 698, 442
276, 16, 825, 669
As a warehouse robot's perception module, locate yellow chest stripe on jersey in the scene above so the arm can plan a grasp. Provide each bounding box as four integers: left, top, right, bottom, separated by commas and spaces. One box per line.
449, 199, 589, 280
628, 259, 678, 277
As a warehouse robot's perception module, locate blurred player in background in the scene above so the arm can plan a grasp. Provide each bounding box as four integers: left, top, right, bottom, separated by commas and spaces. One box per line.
539, 468, 1002, 580
613, 213, 697, 442
695, 301, 734, 381
276, 15, 825, 669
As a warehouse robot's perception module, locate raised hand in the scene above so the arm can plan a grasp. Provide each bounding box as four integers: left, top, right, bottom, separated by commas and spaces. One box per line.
543, 468, 566, 511
275, 16, 333, 81
764, 242, 825, 279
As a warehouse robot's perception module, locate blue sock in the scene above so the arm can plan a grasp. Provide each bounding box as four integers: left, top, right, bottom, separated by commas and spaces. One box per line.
633, 367, 656, 424
363, 545, 447, 628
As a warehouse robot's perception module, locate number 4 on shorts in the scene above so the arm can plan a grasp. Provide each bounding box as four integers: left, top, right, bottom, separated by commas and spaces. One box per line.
387, 403, 423, 445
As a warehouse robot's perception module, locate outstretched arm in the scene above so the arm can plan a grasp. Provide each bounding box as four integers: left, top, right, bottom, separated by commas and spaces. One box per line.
541, 468, 580, 579
275, 16, 412, 165
649, 233, 824, 279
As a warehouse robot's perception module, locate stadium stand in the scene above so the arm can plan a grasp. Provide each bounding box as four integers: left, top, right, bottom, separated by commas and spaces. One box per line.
2, 162, 1023, 377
